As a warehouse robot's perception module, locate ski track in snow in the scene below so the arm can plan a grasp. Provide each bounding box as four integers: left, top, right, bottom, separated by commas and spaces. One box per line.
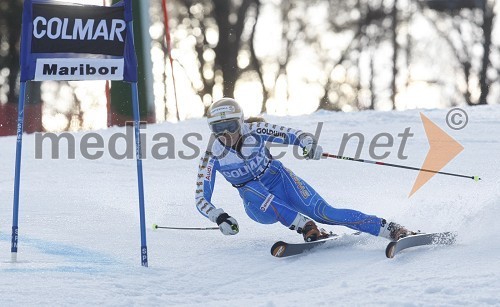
1, 106, 499, 305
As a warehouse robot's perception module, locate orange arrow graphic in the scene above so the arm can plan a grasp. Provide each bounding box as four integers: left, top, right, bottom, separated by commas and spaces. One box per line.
409, 113, 464, 197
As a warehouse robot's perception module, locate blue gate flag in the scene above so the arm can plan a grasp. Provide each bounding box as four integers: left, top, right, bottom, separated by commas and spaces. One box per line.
20, 0, 138, 82
13, 0, 149, 267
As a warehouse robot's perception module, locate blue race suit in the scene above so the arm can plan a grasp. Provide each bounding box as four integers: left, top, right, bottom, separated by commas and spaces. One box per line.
195, 122, 383, 235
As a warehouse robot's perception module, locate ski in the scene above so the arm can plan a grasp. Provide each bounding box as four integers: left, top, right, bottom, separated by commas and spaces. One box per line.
271, 232, 361, 258
385, 232, 457, 258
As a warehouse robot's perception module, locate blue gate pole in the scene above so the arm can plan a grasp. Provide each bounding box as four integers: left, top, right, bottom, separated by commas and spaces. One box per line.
130, 81, 148, 267
11, 81, 27, 262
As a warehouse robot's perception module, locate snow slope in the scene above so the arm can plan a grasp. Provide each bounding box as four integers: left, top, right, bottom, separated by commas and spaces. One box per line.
1, 106, 499, 306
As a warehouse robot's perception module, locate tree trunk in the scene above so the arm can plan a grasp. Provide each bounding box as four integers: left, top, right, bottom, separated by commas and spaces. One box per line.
478, 2, 493, 105
213, 0, 253, 98
391, 0, 398, 110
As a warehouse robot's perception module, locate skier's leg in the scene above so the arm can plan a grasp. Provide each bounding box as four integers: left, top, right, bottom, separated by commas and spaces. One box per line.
237, 181, 301, 227
239, 181, 328, 241
276, 166, 383, 236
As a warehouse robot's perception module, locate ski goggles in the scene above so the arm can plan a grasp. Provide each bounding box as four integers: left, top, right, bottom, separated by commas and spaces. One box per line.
210, 119, 240, 135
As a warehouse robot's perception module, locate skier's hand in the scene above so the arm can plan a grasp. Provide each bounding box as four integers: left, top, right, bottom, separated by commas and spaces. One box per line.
300, 135, 323, 160
208, 208, 239, 235
217, 213, 239, 235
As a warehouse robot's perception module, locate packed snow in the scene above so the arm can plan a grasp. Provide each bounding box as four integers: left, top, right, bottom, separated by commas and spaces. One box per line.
1, 106, 499, 305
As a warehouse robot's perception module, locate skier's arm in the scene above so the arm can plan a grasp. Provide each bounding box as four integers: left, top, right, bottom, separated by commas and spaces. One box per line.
248, 122, 323, 159
195, 151, 219, 219
195, 151, 239, 235
247, 122, 304, 145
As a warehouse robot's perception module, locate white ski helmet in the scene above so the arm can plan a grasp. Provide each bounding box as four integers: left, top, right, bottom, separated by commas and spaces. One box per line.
207, 98, 244, 125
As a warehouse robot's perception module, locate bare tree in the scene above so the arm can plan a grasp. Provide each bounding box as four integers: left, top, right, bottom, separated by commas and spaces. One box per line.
162, 0, 498, 118
420, 0, 497, 105
167, 0, 262, 114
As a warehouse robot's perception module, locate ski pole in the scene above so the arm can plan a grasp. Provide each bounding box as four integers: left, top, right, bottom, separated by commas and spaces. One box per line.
322, 153, 481, 181
152, 224, 219, 230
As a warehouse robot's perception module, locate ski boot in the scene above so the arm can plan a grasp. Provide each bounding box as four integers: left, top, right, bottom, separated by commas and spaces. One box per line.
379, 219, 417, 241
301, 221, 330, 242
289, 214, 330, 242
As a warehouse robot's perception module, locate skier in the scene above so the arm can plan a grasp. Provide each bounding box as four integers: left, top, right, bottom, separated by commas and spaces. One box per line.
195, 98, 415, 242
